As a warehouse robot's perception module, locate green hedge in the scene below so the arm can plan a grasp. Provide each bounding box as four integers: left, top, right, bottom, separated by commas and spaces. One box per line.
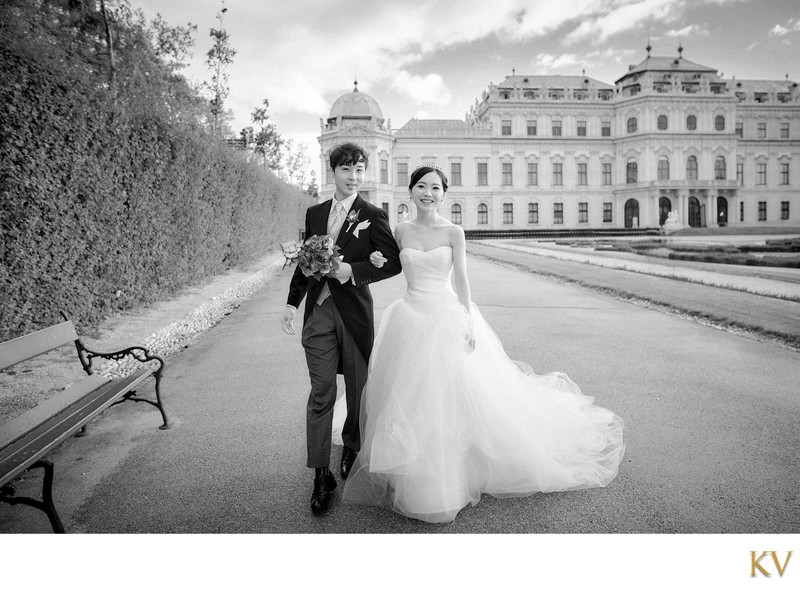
0, 47, 312, 341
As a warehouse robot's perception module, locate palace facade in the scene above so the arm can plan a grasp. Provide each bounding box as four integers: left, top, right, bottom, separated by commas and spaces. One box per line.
317, 48, 800, 232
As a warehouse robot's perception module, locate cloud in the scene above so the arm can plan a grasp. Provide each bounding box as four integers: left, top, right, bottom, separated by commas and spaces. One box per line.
769, 18, 800, 37
563, 0, 686, 45
665, 24, 710, 38
530, 48, 636, 75
389, 71, 452, 106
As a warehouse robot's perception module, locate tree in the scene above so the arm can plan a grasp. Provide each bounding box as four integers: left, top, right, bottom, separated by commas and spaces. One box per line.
204, 3, 235, 138
305, 170, 319, 198
250, 99, 283, 171
284, 141, 312, 190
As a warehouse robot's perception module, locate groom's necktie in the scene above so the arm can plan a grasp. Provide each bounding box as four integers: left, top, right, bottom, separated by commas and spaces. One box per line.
316, 201, 346, 305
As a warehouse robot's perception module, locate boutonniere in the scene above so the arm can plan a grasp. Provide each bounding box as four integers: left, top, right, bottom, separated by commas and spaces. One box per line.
345, 209, 362, 233
352, 220, 371, 239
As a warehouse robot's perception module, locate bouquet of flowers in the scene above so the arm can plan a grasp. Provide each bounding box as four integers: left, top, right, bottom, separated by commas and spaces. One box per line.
297, 234, 342, 281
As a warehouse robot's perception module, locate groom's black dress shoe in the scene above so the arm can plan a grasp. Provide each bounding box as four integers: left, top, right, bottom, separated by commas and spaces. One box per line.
310, 473, 337, 516
340, 446, 357, 480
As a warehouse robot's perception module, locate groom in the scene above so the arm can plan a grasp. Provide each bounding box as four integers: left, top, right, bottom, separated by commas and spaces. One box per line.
281, 142, 401, 515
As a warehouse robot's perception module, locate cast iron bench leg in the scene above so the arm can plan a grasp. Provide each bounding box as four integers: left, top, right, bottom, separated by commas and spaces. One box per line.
0, 460, 65, 533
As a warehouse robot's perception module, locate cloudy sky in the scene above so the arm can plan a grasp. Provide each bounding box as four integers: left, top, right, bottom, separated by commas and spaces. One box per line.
133, 0, 800, 178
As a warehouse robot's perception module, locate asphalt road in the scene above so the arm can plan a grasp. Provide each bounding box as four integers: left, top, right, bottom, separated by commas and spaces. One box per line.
2, 249, 799, 535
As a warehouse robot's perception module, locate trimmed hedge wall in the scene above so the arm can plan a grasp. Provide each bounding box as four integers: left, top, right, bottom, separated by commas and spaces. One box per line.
0, 47, 312, 341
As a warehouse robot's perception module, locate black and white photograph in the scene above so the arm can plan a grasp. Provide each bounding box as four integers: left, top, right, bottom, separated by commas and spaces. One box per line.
1, 0, 798, 591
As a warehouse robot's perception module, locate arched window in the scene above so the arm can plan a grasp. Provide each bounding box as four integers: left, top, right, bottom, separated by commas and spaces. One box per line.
397, 203, 409, 220
626, 160, 638, 184
715, 115, 725, 131
627, 117, 638, 133
503, 202, 514, 224
657, 115, 668, 130
477, 203, 488, 225
715, 156, 726, 180
451, 204, 462, 225
686, 156, 698, 180
658, 158, 670, 181
687, 115, 697, 131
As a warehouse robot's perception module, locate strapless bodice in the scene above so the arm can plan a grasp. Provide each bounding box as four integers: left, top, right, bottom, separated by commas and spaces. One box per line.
400, 245, 455, 300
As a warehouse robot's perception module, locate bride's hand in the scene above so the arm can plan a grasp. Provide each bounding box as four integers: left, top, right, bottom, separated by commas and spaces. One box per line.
369, 250, 386, 268
465, 330, 476, 352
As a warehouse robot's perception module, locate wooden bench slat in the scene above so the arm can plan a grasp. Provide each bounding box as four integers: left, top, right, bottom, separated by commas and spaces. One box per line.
0, 374, 110, 451
0, 321, 78, 370
0, 369, 153, 486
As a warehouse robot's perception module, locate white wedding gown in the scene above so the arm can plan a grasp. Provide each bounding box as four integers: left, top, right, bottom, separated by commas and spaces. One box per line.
339, 246, 625, 523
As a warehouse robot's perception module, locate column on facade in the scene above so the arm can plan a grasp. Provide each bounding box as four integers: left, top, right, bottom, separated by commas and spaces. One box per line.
710, 194, 717, 227
680, 193, 688, 226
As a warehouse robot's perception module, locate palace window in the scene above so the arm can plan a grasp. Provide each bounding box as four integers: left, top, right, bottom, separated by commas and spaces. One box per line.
398, 203, 409, 219
602, 162, 612, 186
527, 162, 538, 186
552, 162, 563, 186
478, 203, 488, 224
553, 202, 564, 224
527, 120, 537, 136
737, 162, 744, 185
758, 201, 767, 221
501, 119, 512, 135
757, 162, 767, 186
715, 156, 726, 180
757, 122, 766, 139
552, 119, 562, 136
687, 115, 697, 131
451, 204, 462, 225
603, 202, 613, 223
627, 117, 637, 133
626, 160, 638, 184
380, 159, 388, 184
781, 122, 790, 139
657, 115, 668, 130
579, 202, 588, 223
450, 162, 462, 186
602, 121, 611, 137
528, 203, 539, 224
577, 120, 587, 136
781, 201, 790, 220
740, 202, 744, 222
715, 115, 725, 131
578, 162, 588, 186
502, 162, 513, 186
781, 162, 789, 185
736, 121, 743, 137
397, 162, 408, 186
686, 156, 698, 181
658, 158, 670, 181
477, 162, 488, 186
382, 202, 389, 212
503, 202, 514, 224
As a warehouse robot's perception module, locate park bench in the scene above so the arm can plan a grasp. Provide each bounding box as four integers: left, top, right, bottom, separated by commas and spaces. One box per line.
281, 240, 300, 268
0, 316, 169, 532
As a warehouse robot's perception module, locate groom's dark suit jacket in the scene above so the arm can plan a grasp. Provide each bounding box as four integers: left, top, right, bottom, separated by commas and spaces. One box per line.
287, 194, 401, 362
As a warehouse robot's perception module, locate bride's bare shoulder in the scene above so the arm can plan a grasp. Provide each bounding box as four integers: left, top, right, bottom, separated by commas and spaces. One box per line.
394, 220, 410, 243
446, 222, 466, 241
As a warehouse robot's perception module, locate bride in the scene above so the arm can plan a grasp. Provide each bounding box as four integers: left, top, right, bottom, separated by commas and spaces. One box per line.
340, 164, 625, 523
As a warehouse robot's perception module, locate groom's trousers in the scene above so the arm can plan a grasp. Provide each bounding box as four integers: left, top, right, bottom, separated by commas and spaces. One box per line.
301, 297, 368, 468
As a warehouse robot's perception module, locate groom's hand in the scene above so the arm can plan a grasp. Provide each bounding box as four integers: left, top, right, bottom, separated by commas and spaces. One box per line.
281, 306, 296, 335
327, 261, 353, 284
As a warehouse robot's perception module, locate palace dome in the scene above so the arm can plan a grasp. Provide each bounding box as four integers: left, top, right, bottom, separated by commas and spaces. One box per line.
328, 82, 383, 121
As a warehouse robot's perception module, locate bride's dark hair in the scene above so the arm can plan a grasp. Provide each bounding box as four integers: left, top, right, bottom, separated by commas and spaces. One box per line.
409, 164, 448, 192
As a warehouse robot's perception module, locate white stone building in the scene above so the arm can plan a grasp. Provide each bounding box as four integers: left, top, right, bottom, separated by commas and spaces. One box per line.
318, 48, 800, 234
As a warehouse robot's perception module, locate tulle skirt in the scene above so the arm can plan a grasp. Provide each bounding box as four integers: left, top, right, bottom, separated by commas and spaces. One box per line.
338, 290, 625, 524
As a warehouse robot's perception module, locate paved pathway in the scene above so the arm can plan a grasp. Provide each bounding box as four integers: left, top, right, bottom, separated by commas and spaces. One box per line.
2, 249, 798, 536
